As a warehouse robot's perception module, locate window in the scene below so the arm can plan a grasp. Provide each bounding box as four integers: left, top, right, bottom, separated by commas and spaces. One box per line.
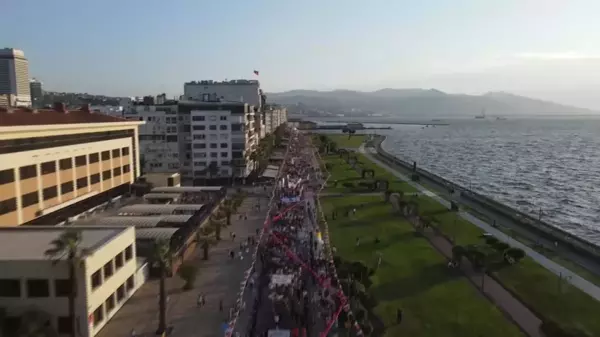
43, 186, 57, 200
122, 147, 130, 156
105, 294, 116, 313
193, 134, 206, 140
219, 124, 228, 130
220, 134, 228, 139
231, 123, 243, 131
232, 143, 244, 150
167, 135, 178, 142
90, 173, 100, 184
123, 165, 131, 174
220, 116, 227, 121
57, 317, 72, 334
59, 158, 72, 170
54, 279, 71, 297
126, 276, 134, 292
0, 198, 17, 215
194, 152, 207, 158
75, 155, 87, 167
112, 149, 121, 158
26, 279, 49, 297
41, 161, 56, 174
0, 279, 21, 297
103, 261, 114, 279
221, 152, 228, 158
76, 177, 88, 189
116, 284, 125, 302
91, 270, 102, 289
192, 125, 206, 131
101, 151, 110, 160
209, 116, 217, 121
61, 181, 74, 194
0, 169, 14, 185
183, 125, 191, 132
93, 305, 104, 326
220, 143, 228, 148
89, 153, 99, 163
113, 167, 122, 176
210, 152, 218, 158
209, 125, 217, 130
221, 161, 230, 166
209, 143, 217, 149
19, 165, 37, 179
192, 115, 205, 121
3, 317, 20, 334
115, 252, 124, 269
125, 245, 133, 261
194, 161, 206, 166
21, 191, 39, 208
102, 170, 112, 180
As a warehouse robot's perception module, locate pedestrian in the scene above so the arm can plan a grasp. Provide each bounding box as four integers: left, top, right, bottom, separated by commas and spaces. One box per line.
197, 294, 204, 307
130, 328, 137, 337
229, 250, 235, 260
396, 308, 403, 324
219, 299, 224, 312
232, 232, 236, 241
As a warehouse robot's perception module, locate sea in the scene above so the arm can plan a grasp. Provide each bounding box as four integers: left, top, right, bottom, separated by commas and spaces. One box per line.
308, 116, 600, 245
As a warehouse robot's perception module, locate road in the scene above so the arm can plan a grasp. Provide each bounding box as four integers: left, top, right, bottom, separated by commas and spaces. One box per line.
359, 144, 600, 302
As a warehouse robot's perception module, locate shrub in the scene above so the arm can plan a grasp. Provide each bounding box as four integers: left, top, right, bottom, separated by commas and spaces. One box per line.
484, 236, 499, 245
178, 263, 198, 290
540, 320, 591, 337
492, 242, 510, 252
342, 182, 354, 188
504, 247, 526, 264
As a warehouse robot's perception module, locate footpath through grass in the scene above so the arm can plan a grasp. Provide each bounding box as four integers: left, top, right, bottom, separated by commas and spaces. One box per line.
321, 195, 523, 337
322, 134, 600, 336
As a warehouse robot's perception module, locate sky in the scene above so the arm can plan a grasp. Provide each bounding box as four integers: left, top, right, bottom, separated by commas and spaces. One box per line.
3, 0, 600, 108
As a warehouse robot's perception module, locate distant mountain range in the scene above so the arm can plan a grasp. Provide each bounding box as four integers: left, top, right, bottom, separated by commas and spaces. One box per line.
267, 89, 597, 117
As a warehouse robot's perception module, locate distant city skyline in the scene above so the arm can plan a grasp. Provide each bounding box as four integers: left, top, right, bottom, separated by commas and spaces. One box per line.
3, 0, 600, 109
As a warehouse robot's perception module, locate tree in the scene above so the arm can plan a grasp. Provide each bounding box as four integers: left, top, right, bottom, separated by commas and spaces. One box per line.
177, 263, 198, 291
221, 200, 234, 226
452, 245, 466, 265
201, 238, 210, 260
210, 217, 223, 241
504, 248, 526, 265
151, 239, 172, 335
45, 229, 89, 337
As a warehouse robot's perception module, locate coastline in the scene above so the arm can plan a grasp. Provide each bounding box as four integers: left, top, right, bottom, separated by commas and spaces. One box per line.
373, 134, 600, 263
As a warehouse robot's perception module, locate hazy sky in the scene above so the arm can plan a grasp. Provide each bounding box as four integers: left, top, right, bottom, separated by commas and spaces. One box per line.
3, 0, 600, 108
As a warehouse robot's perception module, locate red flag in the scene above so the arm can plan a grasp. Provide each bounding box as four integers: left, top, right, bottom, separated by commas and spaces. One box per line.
253, 70, 259, 76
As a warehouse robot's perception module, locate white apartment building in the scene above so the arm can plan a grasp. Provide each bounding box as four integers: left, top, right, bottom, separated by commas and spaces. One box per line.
0, 226, 144, 337
179, 100, 256, 184
263, 105, 288, 135
0, 48, 31, 107
123, 102, 180, 174
184, 80, 262, 109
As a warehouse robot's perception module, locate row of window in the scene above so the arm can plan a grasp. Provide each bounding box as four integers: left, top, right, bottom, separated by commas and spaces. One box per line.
92, 276, 135, 328
193, 143, 229, 149
191, 134, 229, 140
0, 147, 131, 185
0, 164, 132, 215
193, 152, 229, 159
91, 245, 133, 290
191, 124, 228, 131
178, 123, 243, 133
194, 161, 230, 167
191, 115, 228, 121
0, 278, 71, 298
3, 315, 75, 335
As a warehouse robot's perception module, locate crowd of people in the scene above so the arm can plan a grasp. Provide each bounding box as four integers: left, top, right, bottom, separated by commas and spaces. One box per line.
226, 130, 345, 337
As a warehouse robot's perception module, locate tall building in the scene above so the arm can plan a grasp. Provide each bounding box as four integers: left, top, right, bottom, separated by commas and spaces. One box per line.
0, 48, 31, 107
29, 78, 43, 108
184, 80, 262, 108
0, 103, 144, 226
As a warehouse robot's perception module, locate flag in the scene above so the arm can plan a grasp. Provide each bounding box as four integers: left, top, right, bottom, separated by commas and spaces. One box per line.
253, 70, 259, 76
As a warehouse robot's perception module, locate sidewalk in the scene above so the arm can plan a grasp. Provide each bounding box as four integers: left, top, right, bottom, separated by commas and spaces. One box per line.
359, 144, 600, 302
96, 196, 268, 337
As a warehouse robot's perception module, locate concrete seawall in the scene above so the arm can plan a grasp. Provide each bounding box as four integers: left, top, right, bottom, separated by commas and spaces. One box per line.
372, 135, 600, 262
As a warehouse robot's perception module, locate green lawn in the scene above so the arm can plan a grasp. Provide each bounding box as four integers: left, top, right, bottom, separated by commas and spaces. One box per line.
322, 195, 523, 337
326, 134, 367, 148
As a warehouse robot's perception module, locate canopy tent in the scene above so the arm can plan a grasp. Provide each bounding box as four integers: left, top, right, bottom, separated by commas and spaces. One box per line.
117, 204, 204, 216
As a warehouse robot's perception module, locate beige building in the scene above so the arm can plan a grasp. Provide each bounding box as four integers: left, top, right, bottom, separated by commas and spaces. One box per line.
0, 103, 144, 227
0, 226, 144, 337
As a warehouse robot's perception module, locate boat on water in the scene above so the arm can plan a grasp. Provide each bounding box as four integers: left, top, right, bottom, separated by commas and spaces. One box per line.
475, 109, 486, 119
496, 116, 507, 120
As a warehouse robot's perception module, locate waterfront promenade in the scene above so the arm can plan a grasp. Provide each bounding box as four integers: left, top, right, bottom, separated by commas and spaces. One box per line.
359, 144, 600, 302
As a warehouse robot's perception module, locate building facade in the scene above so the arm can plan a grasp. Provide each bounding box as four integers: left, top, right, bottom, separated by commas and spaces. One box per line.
184, 80, 262, 108
0, 48, 31, 107
0, 226, 142, 337
29, 79, 43, 108
0, 103, 144, 227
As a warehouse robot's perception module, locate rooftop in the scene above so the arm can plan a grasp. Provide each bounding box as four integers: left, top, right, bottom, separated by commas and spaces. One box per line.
91, 215, 193, 228
117, 204, 205, 216
151, 186, 224, 193
185, 80, 259, 85
0, 104, 138, 127
0, 227, 126, 260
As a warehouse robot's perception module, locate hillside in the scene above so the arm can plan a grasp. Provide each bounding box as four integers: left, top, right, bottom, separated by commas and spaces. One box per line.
267, 89, 596, 117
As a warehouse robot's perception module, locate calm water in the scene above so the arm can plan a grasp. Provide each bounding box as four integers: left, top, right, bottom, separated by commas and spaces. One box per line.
313, 117, 600, 244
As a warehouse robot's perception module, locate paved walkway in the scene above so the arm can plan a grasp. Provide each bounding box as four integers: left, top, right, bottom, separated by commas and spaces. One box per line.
359, 144, 600, 302
97, 196, 268, 337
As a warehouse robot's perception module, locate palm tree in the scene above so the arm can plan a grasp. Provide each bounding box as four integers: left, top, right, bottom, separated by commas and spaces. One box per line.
151, 239, 172, 335
45, 229, 88, 337
221, 200, 234, 226
209, 217, 223, 241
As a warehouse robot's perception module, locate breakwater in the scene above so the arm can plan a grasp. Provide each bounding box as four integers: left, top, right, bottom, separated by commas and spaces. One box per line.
372, 135, 600, 262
